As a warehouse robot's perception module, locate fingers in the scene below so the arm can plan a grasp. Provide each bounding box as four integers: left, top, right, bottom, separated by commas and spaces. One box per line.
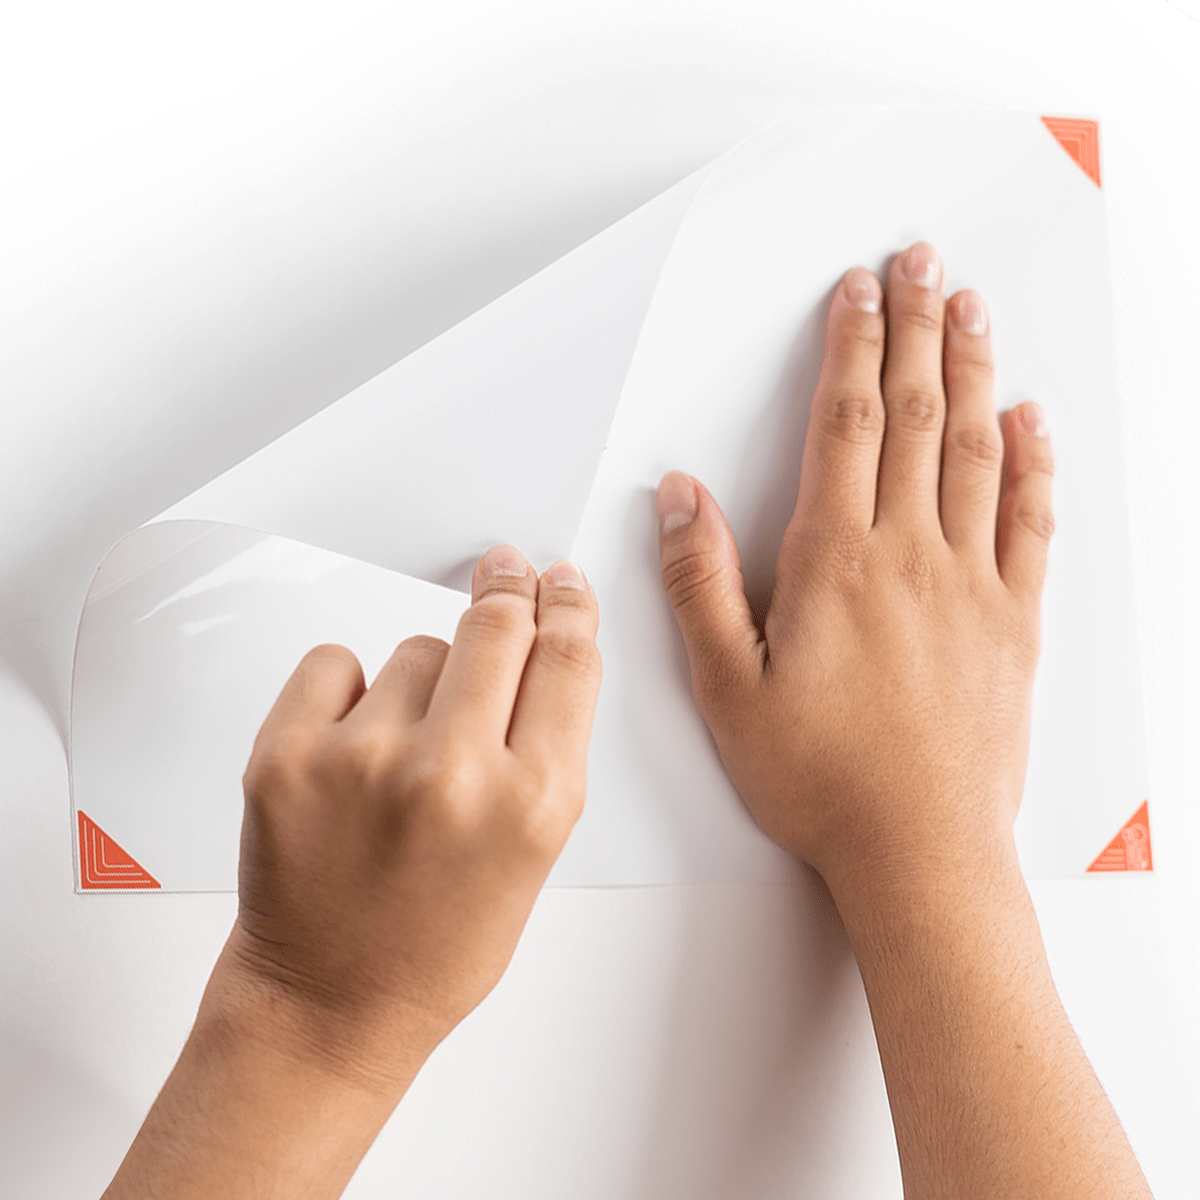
876, 242, 947, 528
996, 402, 1056, 599
657, 472, 763, 717
793, 267, 886, 533
255, 644, 366, 748
939, 289, 1004, 558
347, 634, 451, 730
506, 562, 602, 782
425, 544, 538, 742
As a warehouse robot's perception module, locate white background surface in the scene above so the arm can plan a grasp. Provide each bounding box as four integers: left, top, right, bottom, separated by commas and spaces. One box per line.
2, 1, 1199, 1196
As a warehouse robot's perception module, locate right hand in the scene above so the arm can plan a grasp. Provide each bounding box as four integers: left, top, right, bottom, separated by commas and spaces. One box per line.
655, 243, 1055, 898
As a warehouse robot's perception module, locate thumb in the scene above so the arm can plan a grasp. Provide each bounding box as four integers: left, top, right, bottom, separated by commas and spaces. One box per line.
657, 472, 763, 709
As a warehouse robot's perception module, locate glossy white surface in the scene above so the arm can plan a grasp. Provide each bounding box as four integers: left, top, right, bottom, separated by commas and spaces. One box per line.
71, 524, 471, 891
568, 109, 1147, 883
3, 1, 1198, 1196
71, 110, 1148, 892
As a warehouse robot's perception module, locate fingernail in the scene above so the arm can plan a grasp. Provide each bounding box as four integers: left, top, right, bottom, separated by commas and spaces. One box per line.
657, 472, 697, 537
1018, 402, 1048, 438
843, 268, 882, 314
901, 242, 942, 290
544, 560, 587, 590
950, 290, 989, 335
480, 544, 529, 578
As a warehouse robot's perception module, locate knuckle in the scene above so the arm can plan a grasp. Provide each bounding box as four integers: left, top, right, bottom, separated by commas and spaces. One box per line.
892, 302, 944, 335
784, 521, 873, 596
401, 745, 483, 828
515, 795, 572, 860
292, 644, 363, 703
320, 726, 393, 792
511, 773, 581, 858
944, 351, 994, 386
949, 422, 1004, 468
1013, 500, 1056, 541
533, 627, 601, 678
538, 581, 596, 615
243, 738, 307, 801
304, 642, 355, 664
833, 312, 885, 355
561, 777, 588, 826
416, 744, 474, 797
459, 593, 535, 642
660, 545, 727, 612
398, 633, 451, 657
887, 384, 944, 434
820, 387, 886, 445
301, 643, 359, 675
1025, 439, 1056, 477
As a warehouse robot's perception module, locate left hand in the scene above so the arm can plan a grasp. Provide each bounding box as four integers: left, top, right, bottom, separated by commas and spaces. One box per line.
104, 546, 602, 1200
215, 545, 602, 1096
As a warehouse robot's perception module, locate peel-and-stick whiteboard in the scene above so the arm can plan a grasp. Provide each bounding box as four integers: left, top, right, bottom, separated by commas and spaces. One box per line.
69, 108, 1150, 893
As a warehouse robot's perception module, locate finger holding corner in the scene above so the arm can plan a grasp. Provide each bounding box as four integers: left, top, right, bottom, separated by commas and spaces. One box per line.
506, 560, 602, 804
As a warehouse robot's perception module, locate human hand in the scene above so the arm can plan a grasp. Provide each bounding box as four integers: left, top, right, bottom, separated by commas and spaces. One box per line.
104, 546, 602, 1199
656, 244, 1153, 1200
656, 242, 1054, 900
212, 546, 602, 1096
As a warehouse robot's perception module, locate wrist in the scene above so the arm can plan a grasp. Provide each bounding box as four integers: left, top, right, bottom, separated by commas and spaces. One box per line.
103, 942, 420, 1200
200, 932, 441, 1108
820, 819, 1028, 947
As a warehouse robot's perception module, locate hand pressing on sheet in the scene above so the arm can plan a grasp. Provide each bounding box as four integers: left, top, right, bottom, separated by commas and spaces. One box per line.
657, 242, 1152, 1200
103, 549, 601, 1200
657, 246, 1053, 895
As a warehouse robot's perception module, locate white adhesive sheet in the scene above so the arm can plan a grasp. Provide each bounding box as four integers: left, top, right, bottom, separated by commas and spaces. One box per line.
70, 109, 1149, 892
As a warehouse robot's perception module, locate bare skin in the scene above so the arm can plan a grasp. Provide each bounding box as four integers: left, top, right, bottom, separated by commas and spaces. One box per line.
102, 242, 1152, 1200
102, 553, 604, 1199
655, 243, 1152, 1199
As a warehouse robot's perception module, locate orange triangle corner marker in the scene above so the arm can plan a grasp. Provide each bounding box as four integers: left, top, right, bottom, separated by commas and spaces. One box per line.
1041, 116, 1101, 187
77, 810, 161, 890
1087, 800, 1152, 873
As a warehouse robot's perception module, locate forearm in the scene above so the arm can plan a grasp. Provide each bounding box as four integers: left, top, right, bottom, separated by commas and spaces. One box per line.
102, 950, 426, 1200
830, 838, 1152, 1200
